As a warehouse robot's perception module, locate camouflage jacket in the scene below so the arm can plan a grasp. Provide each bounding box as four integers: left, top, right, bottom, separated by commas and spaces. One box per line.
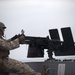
0, 37, 20, 58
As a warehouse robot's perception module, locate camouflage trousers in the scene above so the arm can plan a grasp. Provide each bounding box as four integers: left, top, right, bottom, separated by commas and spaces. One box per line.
0, 58, 41, 75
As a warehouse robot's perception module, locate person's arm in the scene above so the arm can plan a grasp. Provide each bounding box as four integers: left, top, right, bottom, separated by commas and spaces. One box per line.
0, 38, 20, 50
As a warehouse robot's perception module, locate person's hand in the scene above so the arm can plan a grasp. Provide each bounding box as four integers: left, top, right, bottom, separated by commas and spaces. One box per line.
11, 35, 18, 41
18, 34, 25, 44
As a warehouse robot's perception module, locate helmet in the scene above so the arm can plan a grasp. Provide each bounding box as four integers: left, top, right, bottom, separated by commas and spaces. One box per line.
0, 22, 6, 29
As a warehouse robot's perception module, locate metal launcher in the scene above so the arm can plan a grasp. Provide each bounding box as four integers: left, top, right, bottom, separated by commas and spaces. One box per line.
21, 27, 75, 59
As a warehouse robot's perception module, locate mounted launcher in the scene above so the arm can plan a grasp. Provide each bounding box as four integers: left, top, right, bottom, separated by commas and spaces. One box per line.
21, 27, 75, 59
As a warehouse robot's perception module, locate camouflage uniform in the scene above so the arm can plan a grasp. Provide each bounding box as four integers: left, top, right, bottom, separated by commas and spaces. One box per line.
0, 36, 41, 75
0, 22, 41, 75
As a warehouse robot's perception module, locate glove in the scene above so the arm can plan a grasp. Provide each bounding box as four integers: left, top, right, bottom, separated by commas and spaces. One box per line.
18, 34, 25, 44
11, 35, 18, 41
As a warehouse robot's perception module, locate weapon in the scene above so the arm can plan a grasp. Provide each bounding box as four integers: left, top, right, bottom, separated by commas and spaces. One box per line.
21, 27, 75, 59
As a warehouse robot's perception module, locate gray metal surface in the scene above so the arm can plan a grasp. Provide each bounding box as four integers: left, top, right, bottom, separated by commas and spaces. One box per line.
26, 60, 75, 75
9, 60, 75, 75
9, 73, 18, 75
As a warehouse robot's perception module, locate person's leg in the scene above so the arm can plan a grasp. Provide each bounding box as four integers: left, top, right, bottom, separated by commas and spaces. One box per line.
0, 73, 9, 75
3, 58, 41, 75
0, 58, 9, 75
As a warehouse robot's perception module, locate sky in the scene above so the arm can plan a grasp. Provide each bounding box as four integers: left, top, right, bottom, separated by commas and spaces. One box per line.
0, 0, 75, 62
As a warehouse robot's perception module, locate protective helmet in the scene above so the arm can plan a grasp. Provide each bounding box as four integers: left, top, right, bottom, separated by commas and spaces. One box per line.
0, 22, 6, 29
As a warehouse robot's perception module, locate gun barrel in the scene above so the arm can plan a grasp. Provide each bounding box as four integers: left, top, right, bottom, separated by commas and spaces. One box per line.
21, 36, 47, 44
25, 36, 47, 40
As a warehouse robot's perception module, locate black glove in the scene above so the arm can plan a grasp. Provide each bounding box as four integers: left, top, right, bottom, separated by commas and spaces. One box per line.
11, 35, 18, 41
18, 34, 25, 44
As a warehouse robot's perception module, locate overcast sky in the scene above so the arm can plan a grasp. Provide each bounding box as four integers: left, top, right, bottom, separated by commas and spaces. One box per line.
0, 0, 75, 62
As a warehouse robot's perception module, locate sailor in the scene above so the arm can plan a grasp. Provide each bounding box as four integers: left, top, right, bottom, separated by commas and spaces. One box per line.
0, 22, 41, 75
